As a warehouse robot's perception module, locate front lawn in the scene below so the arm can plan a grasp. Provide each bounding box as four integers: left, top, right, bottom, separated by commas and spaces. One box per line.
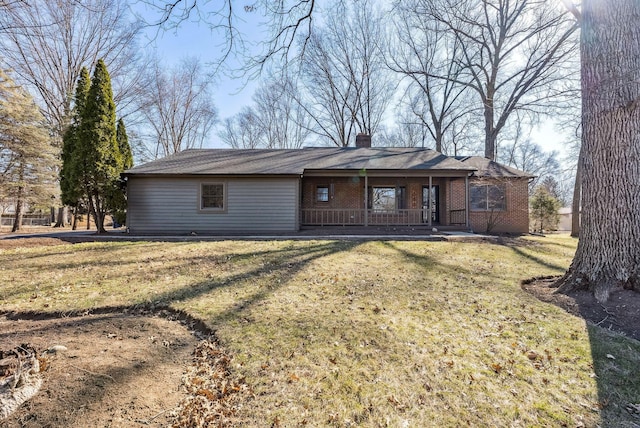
1, 235, 639, 427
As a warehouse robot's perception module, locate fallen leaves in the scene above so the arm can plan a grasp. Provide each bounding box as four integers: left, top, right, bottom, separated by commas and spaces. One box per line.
171, 340, 251, 428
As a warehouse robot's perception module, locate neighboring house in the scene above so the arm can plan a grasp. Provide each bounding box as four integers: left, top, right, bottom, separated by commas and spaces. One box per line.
557, 207, 572, 231
123, 140, 533, 235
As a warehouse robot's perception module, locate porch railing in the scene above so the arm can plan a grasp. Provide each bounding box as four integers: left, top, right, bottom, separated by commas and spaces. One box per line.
302, 208, 468, 227
449, 209, 467, 225
302, 209, 430, 226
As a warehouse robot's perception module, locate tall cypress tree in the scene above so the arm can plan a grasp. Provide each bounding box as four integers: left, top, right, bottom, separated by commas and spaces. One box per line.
79, 59, 121, 233
60, 67, 91, 223
110, 118, 132, 226
116, 118, 133, 170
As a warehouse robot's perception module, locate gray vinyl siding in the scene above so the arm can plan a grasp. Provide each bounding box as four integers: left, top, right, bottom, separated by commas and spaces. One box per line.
126, 176, 299, 234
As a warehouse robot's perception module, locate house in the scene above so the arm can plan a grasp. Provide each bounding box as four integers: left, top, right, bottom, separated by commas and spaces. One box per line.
122, 139, 533, 235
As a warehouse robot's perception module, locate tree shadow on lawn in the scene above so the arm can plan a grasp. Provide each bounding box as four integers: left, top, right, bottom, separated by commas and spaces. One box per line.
506, 245, 567, 271
522, 277, 640, 427
147, 240, 364, 324
0, 240, 344, 303
378, 240, 508, 280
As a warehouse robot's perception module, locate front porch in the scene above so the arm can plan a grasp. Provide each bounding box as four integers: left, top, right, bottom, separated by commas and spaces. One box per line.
300, 174, 471, 228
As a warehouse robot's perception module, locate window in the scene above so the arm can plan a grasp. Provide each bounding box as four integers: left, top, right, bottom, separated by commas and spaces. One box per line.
316, 186, 329, 202
470, 184, 506, 211
368, 186, 406, 212
200, 183, 225, 211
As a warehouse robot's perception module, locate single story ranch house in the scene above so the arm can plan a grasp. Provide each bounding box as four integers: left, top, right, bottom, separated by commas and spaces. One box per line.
123, 139, 533, 235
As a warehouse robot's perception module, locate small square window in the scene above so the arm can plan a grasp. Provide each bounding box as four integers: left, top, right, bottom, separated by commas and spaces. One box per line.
201, 183, 224, 210
317, 186, 329, 202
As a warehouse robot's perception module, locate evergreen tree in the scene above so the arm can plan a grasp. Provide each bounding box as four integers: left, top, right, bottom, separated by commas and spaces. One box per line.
530, 186, 561, 233
60, 67, 91, 225
117, 118, 133, 170
111, 117, 132, 226
79, 59, 122, 233
0, 69, 57, 232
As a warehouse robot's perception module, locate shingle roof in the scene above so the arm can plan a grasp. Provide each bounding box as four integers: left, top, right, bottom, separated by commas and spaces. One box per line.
124, 147, 478, 176
455, 156, 534, 178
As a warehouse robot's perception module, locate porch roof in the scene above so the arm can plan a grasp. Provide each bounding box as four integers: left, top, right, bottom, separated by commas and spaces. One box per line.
124, 147, 478, 177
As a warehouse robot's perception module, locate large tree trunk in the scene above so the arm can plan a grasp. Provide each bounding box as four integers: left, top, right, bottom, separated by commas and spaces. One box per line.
484, 97, 495, 160
556, 0, 640, 302
570, 151, 582, 237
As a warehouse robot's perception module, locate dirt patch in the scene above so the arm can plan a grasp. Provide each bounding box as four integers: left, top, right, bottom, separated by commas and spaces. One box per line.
0, 312, 198, 427
522, 276, 640, 341
0, 307, 248, 427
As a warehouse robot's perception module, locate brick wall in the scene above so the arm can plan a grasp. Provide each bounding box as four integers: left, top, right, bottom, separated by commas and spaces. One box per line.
301, 176, 529, 232
469, 177, 530, 234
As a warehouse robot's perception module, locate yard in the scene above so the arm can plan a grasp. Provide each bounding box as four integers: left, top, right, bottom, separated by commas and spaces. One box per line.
1, 235, 639, 427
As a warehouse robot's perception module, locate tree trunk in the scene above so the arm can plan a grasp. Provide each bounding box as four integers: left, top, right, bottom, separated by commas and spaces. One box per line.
54, 206, 67, 227
11, 192, 24, 233
570, 151, 582, 237
87, 198, 93, 230
71, 206, 78, 230
555, 0, 640, 302
484, 100, 495, 160
91, 194, 107, 234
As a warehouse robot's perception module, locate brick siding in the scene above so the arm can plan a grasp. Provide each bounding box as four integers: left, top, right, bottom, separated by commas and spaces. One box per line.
468, 177, 530, 234
301, 176, 530, 233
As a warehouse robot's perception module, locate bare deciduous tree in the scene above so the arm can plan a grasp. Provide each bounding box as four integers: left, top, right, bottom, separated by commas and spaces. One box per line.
423, 0, 578, 160
0, 0, 144, 138
389, 1, 474, 153
251, 77, 311, 148
137, 0, 316, 72
296, 0, 395, 147
219, 108, 263, 149
219, 74, 311, 149
138, 57, 218, 159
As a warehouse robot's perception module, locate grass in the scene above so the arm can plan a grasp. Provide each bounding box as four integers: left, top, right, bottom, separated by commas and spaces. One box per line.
1, 235, 639, 427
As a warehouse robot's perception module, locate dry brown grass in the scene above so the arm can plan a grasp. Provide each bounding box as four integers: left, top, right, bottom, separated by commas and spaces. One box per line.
1, 235, 639, 427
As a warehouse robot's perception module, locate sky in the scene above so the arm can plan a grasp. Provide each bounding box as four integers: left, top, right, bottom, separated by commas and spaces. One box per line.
133, 2, 573, 156
134, 2, 261, 147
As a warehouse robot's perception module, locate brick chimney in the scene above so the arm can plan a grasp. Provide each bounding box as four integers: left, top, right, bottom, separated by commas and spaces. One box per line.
355, 133, 371, 148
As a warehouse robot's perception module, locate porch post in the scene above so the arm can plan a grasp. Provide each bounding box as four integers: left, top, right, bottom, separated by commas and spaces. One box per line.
465, 175, 470, 230
428, 175, 433, 227
364, 174, 368, 227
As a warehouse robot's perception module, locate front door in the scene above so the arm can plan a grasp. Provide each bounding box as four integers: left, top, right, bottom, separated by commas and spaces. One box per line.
422, 185, 440, 224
